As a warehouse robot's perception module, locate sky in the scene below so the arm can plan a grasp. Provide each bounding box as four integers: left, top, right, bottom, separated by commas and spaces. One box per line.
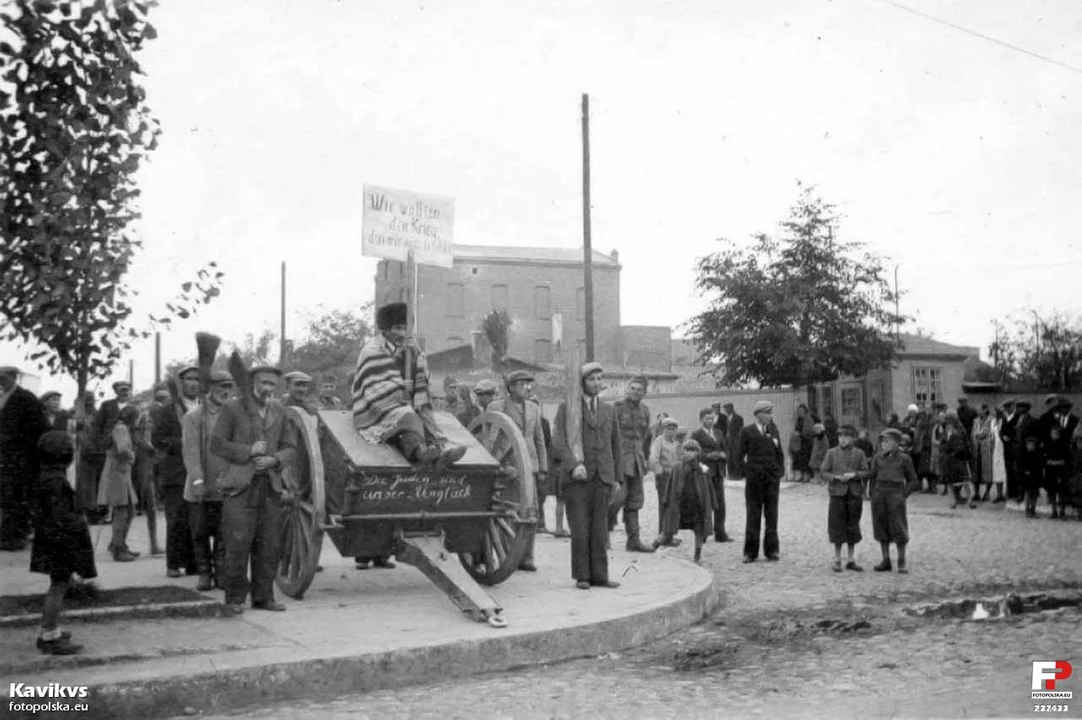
4, 0, 1081, 400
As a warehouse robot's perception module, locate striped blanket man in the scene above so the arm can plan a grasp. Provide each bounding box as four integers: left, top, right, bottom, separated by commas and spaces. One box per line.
351, 334, 430, 439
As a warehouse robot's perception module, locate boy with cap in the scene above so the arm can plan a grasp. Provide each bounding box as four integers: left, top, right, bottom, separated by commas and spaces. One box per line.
30, 431, 97, 655
868, 428, 917, 573
183, 370, 235, 591
1017, 433, 1044, 518
737, 400, 785, 563
820, 425, 870, 572
654, 439, 717, 562
317, 374, 343, 411
352, 302, 466, 468
552, 362, 622, 590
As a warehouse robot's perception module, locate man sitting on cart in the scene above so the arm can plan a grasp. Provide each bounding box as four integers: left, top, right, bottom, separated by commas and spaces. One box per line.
352, 302, 467, 468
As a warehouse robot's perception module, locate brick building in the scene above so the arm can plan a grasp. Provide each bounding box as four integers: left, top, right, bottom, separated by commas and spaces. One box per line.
375, 245, 625, 366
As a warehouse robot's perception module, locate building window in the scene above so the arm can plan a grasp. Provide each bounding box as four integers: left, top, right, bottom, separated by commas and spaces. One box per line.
575, 287, 586, 320
912, 365, 942, 407
534, 285, 551, 320
446, 336, 465, 347
492, 284, 509, 310
446, 283, 465, 317
820, 385, 835, 421
840, 387, 861, 419
534, 339, 552, 363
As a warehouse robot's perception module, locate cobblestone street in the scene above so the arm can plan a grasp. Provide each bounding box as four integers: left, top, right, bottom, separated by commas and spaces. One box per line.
189, 481, 1082, 719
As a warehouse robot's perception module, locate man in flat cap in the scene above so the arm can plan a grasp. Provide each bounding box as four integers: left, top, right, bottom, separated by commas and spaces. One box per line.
153, 366, 201, 578
485, 370, 547, 571
868, 427, 917, 572
736, 400, 784, 563
317, 374, 343, 411
212, 364, 297, 613
40, 391, 71, 433
351, 302, 466, 467
820, 424, 870, 572
0, 367, 51, 550
612, 375, 656, 553
552, 362, 623, 590
183, 370, 235, 591
692, 407, 731, 543
473, 379, 499, 410
282, 371, 315, 414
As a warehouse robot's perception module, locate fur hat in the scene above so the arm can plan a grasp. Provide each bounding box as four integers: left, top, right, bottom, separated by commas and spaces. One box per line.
376, 302, 408, 331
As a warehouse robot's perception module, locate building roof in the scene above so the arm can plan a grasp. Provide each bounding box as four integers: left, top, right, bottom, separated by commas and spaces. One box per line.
453, 244, 619, 267
897, 333, 979, 359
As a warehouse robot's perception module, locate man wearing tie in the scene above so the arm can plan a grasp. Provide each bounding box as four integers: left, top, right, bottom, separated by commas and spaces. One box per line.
552, 362, 623, 590
737, 401, 785, 563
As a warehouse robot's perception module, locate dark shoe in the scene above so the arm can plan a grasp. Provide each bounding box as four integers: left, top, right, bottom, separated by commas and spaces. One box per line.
992, 496, 1005, 504
873, 560, 892, 572
897, 565, 909, 574
185, 567, 199, 576
832, 560, 843, 573
213, 575, 222, 589
518, 561, 538, 572
626, 538, 656, 553
552, 529, 571, 539
37, 636, 83, 655
150, 545, 165, 556
714, 534, 732, 543
316, 565, 324, 572
354, 560, 370, 570
36, 631, 72, 650
663, 538, 682, 548
223, 603, 245, 616
373, 556, 396, 569
742, 555, 756, 563
968, 502, 978, 509
845, 561, 864, 572
575, 581, 591, 590
196, 574, 213, 592
591, 580, 620, 588
251, 601, 286, 612
123, 546, 141, 557
166, 568, 182, 578
766, 554, 780, 562
436, 443, 468, 469
113, 549, 137, 562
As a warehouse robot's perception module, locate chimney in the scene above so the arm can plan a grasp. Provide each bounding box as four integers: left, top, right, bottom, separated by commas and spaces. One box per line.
610, 249, 619, 263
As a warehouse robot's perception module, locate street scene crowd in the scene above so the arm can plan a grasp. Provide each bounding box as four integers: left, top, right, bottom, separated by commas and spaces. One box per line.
2, 301, 1080, 660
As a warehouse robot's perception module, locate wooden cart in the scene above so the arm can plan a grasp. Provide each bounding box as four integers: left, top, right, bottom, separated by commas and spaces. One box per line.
274, 407, 537, 628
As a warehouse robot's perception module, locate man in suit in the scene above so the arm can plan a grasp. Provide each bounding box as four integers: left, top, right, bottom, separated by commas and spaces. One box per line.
693, 407, 731, 542
612, 375, 655, 553
723, 403, 744, 479
998, 399, 1021, 501
153, 367, 201, 578
737, 400, 785, 563
282, 371, 316, 414
0, 367, 51, 550
552, 362, 623, 590
84, 380, 134, 521
211, 365, 298, 614
486, 370, 547, 572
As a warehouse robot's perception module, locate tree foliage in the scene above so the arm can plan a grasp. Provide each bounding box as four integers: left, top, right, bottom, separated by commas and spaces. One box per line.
990, 310, 1082, 391
292, 304, 372, 373
0, 0, 221, 399
481, 307, 513, 371
687, 184, 906, 388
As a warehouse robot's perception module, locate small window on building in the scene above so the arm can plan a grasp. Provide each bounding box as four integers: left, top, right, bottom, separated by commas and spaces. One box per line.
820, 386, 835, 421
912, 365, 942, 407
575, 287, 586, 321
447, 336, 465, 347
840, 388, 861, 418
534, 339, 552, 363
447, 283, 465, 317
492, 284, 509, 309
534, 285, 551, 321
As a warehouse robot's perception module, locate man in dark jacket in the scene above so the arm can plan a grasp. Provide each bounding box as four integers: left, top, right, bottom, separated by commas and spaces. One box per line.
722, 403, 744, 479
737, 400, 785, 563
998, 399, 1021, 501
153, 367, 201, 577
211, 365, 298, 614
552, 362, 623, 590
611, 375, 655, 552
693, 407, 730, 542
0, 367, 51, 550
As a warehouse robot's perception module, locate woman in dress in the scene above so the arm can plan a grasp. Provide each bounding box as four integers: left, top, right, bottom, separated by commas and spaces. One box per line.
989, 404, 1009, 503
971, 404, 994, 501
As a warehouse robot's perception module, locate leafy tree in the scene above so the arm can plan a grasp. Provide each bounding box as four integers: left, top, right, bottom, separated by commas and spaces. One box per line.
990, 311, 1082, 391
292, 304, 372, 373
687, 184, 905, 389
0, 0, 221, 409
481, 307, 513, 372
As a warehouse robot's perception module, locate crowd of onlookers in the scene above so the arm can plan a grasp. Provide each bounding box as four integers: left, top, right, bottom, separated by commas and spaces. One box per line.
788, 395, 1082, 519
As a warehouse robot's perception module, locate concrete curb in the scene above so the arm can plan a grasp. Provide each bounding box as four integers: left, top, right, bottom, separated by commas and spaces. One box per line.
7, 562, 720, 720
0, 599, 222, 629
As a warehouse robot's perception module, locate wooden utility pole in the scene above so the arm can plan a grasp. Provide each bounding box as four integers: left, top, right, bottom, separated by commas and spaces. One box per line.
581, 93, 595, 363
280, 261, 287, 365
154, 332, 161, 385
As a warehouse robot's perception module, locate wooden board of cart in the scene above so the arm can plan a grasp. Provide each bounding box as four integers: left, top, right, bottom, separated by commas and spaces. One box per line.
348, 470, 497, 516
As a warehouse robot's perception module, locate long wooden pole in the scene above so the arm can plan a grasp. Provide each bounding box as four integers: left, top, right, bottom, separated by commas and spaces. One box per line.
154, 332, 161, 385
404, 250, 417, 396
581, 93, 595, 363
280, 261, 287, 365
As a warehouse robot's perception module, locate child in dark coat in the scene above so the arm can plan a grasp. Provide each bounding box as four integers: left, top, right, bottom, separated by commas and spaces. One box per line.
652, 440, 717, 563
868, 428, 917, 573
29, 431, 97, 655
1017, 435, 1044, 518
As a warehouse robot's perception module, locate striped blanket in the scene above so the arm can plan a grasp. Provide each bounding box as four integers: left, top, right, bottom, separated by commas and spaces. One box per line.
351, 334, 431, 435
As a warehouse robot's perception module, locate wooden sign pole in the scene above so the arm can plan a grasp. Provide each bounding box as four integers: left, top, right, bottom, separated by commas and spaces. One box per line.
404, 249, 417, 396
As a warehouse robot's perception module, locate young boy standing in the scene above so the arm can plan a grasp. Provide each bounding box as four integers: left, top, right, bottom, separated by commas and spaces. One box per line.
29, 431, 97, 655
820, 425, 871, 572
869, 428, 918, 573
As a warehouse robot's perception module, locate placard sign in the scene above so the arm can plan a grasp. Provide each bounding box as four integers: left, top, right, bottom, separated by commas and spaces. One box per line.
351, 471, 493, 515
362, 184, 455, 268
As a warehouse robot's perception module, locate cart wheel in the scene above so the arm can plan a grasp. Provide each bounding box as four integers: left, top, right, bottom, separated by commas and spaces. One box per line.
276, 407, 326, 599
459, 411, 538, 586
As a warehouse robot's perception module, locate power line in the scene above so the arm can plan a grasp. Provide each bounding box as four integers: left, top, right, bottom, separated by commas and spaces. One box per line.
872, 0, 1082, 77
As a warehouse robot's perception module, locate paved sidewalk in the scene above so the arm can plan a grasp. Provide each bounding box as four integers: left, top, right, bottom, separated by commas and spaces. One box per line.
0, 504, 717, 720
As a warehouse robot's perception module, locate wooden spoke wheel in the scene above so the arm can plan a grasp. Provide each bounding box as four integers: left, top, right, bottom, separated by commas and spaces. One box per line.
276, 407, 326, 599
459, 411, 537, 586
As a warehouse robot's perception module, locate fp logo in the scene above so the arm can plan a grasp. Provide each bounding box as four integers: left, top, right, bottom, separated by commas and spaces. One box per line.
1032, 661, 1073, 695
